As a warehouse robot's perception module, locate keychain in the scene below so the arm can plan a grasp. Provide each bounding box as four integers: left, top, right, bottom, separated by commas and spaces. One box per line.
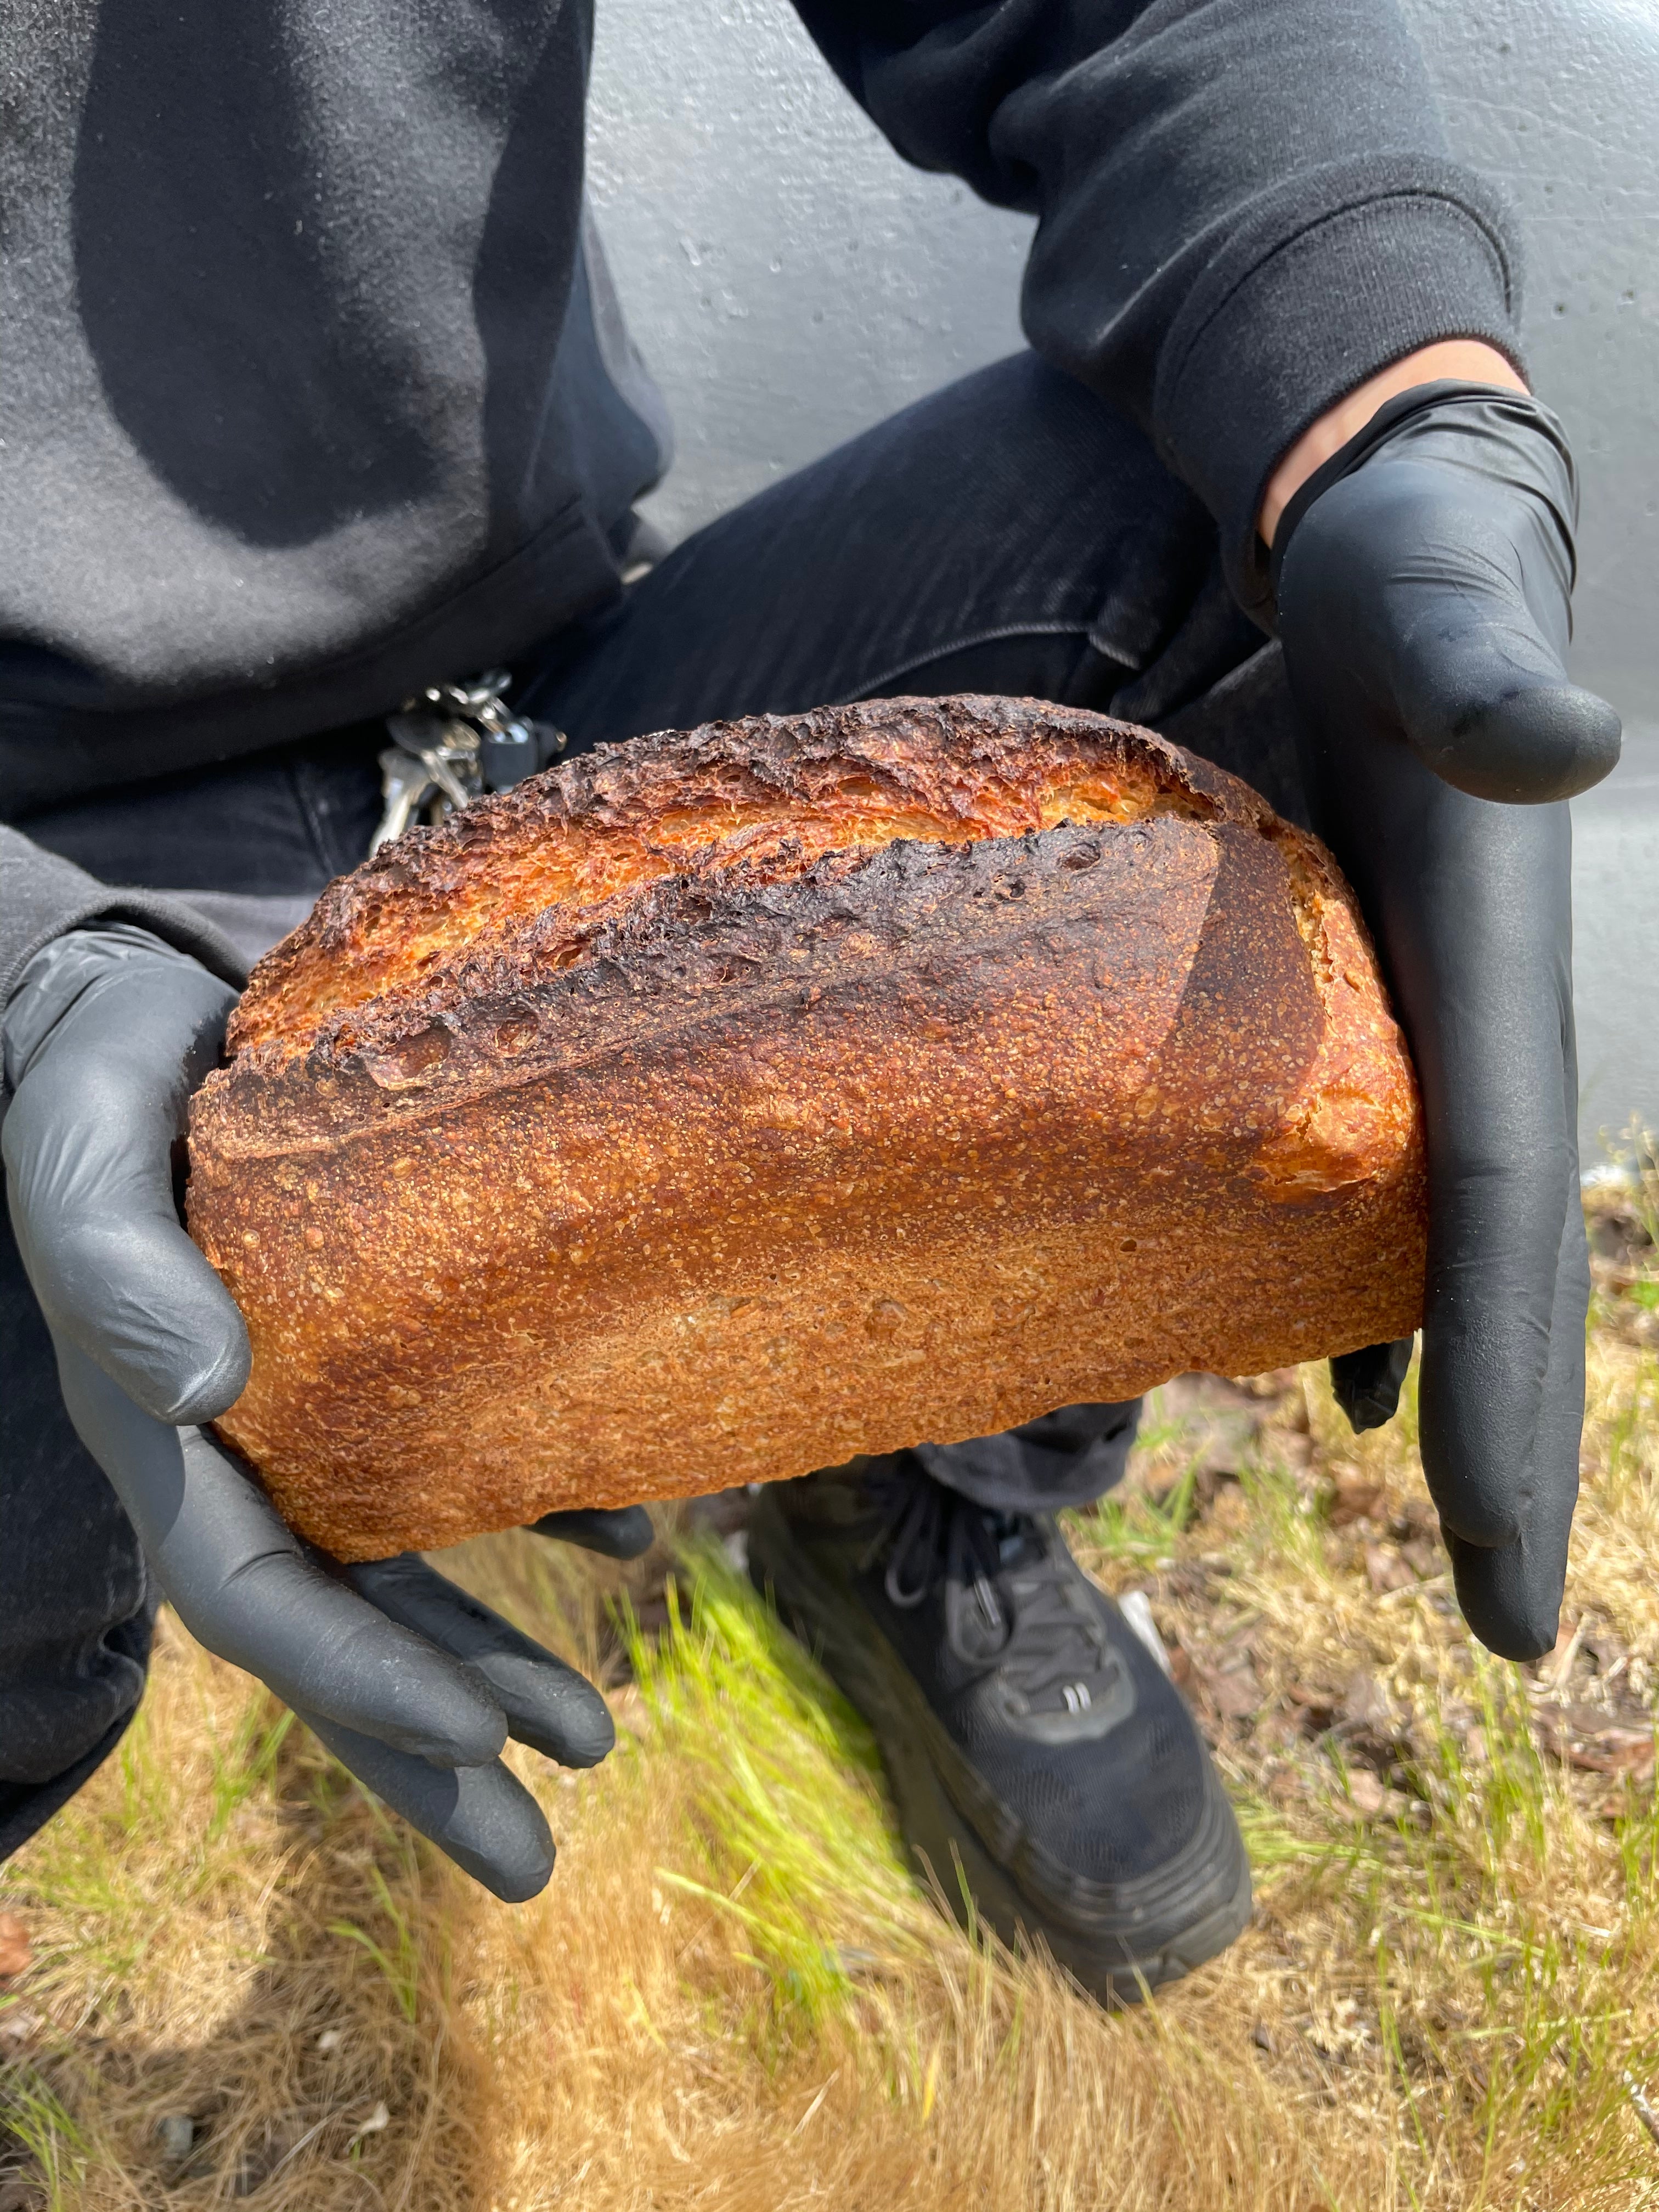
370, 672, 566, 853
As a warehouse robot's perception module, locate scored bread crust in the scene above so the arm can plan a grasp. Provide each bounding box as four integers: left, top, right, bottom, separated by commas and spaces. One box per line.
188, 695, 1426, 1561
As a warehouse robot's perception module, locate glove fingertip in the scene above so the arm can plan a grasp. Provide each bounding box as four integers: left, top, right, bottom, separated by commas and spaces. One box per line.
1429, 683, 1622, 805
1329, 1339, 1413, 1433
489, 1851, 556, 1906
296, 1711, 556, 1901
1459, 1606, 1556, 1668
396, 1659, 510, 1768
1445, 1532, 1563, 1663
157, 1324, 253, 1426
531, 1505, 655, 1560
51, 1218, 253, 1426
522, 1686, 615, 1770
424, 1758, 556, 1903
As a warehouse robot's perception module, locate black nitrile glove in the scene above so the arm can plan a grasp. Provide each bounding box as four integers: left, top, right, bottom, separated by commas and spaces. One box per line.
2, 926, 652, 1898
1274, 383, 1621, 1661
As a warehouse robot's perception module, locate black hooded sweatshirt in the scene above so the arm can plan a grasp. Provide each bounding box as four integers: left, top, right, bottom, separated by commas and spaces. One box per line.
0, 0, 1522, 988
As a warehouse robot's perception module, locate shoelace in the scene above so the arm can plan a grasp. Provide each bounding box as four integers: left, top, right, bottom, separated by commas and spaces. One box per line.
867, 1468, 1116, 1711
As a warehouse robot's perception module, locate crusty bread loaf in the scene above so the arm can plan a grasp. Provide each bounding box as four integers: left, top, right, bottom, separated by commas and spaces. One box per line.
188, 695, 1426, 1560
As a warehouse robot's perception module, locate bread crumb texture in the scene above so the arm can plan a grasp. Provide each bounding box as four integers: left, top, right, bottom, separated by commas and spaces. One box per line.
189, 697, 1425, 1558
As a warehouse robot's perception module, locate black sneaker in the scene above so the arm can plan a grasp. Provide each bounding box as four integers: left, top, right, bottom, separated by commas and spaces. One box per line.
747, 1453, 1251, 2004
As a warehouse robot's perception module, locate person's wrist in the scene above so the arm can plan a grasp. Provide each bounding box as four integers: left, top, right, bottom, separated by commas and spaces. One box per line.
1259, 341, 1527, 548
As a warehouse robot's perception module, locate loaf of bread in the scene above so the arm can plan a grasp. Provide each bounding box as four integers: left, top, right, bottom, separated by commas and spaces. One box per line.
187, 695, 1426, 1561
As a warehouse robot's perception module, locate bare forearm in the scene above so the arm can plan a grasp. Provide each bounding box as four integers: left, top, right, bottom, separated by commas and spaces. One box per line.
1258, 341, 1527, 546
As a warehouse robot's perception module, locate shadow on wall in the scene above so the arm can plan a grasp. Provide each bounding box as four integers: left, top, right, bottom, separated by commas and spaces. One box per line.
72, 0, 442, 546
72, 0, 611, 555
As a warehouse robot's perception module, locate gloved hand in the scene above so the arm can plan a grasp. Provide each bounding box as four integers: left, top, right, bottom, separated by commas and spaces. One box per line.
2, 925, 651, 1898
1273, 382, 1621, 1660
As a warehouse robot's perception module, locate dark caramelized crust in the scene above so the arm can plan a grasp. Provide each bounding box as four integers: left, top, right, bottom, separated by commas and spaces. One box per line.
230, 696, 1229, 1064
188, 696, 1426, 1560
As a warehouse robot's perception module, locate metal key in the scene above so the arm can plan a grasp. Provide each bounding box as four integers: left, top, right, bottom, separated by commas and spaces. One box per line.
386, 708, 482, 810
371, 746, 439, 853
371, 709, 480, 853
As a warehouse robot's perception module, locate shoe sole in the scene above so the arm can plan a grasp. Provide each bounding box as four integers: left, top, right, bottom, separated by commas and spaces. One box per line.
748, 1489, 1252, 2006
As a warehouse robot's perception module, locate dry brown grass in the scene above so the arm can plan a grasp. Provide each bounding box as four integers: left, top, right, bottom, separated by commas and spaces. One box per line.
4, 1190, 1659, 2211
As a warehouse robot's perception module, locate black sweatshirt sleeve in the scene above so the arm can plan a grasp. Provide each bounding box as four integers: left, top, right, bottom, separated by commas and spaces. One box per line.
791, 0, 1523, 623
0, 826, 247, 1017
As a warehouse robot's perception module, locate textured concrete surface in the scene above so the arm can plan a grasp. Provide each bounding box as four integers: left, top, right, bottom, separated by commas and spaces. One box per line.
585, 0, 1031, 541
586, 0, 1659, 1148
1575, 722, 1659, 1164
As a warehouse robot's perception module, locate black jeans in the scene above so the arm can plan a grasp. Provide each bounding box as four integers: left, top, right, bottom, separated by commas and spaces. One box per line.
5, 354, 1308, 1852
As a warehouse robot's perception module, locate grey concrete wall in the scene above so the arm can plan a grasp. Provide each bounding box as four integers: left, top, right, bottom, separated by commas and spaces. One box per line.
1575, 724, 1659, 1156
1406, 0, 1659, 725
1402, 0, 1659, 1160
585, 0, 1031, 543
586, 0, 1659, 1155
